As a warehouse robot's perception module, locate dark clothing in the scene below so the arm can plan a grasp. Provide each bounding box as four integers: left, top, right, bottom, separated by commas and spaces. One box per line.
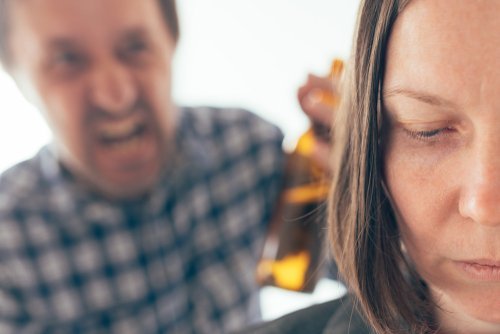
235, 295, 373, 334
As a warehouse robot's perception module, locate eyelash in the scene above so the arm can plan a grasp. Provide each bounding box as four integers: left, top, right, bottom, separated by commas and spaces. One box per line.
404, 127, 453, 141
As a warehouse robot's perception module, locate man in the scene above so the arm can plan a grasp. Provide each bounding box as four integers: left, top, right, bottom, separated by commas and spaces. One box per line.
0, 0, 286, 333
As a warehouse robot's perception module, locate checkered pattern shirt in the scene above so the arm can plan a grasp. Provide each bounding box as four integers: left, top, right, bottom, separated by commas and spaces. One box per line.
0, 107, 285, 334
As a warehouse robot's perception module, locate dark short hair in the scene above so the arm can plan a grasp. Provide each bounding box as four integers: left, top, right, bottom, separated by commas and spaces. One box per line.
0, 0, 9, 67
158, 0, 180, 43
329, 0, 437, 333
0, 0, 179, 68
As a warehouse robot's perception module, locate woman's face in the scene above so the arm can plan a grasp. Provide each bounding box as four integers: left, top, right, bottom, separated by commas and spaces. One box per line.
382, 0, 500, 332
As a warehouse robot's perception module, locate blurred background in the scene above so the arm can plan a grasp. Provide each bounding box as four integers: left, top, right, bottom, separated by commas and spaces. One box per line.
0, 0, 359, 173
0, 0, 359, 319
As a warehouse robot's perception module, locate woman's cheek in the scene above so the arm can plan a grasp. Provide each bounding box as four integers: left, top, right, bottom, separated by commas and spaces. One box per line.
384, 130, 462, 275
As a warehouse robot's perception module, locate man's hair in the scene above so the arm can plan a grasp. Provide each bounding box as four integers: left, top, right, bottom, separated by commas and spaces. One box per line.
0, 0, 8, 67
328, 0, 437, 333
0, 0, 179, 68
158, 0, 180, 43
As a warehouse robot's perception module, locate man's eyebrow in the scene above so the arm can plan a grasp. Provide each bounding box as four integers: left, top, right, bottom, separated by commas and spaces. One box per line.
47, 38, 79, 49
383, 87, 457, 109
121, 27, 148, 39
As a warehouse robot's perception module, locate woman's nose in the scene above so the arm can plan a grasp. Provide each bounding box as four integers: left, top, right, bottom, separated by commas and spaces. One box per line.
88, 61, 137, 115
459, 137, 500, 227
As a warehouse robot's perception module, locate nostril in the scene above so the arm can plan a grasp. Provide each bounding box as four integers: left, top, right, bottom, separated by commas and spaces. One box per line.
459, 187, 500, 227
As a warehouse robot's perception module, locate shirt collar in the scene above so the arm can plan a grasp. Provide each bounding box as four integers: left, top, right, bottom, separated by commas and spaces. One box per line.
173, 107, 215, 172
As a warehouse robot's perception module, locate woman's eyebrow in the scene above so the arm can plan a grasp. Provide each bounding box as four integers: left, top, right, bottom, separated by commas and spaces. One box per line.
383, 87, 458, 109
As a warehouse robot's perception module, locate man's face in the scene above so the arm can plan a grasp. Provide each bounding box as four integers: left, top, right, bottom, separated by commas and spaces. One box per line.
8, 0, 177, 199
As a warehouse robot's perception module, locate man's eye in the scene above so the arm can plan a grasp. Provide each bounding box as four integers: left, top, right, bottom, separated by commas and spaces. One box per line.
47, 50, 86, 77
53, 51, 83, 66
122, 39, 149, 57
118, 37, 153, 66
128, 40, 147, 52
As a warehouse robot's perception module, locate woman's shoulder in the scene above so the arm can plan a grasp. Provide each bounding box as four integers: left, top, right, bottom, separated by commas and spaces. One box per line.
235, 295, 373, 334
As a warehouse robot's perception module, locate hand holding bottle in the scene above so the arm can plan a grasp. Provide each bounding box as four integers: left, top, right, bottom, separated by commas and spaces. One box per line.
297, 59, 344, 172
256, 60, 344, 292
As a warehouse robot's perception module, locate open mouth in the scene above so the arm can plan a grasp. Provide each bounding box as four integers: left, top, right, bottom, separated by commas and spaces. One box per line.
99, 123, 147, 146
96, 113, 150, 147
92, 114, 159, 177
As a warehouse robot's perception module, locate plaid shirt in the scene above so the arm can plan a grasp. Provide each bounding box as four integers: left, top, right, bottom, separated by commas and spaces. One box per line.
0, 107, 285, 334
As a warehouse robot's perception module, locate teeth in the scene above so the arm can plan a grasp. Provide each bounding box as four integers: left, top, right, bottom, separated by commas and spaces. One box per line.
109, 136, 142, 153
99, 119, 139, 139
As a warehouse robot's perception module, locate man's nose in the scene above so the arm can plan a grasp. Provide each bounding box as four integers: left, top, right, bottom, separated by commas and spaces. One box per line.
459, 138, 500, 227
88, 62, 137, 115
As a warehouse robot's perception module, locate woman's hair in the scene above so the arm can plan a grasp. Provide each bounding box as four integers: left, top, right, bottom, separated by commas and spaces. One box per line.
329, 0, 437, 333
0, 0, 179, 68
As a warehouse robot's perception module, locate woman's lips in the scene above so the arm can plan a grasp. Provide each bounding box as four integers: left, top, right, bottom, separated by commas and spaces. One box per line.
455, 260, 500, 281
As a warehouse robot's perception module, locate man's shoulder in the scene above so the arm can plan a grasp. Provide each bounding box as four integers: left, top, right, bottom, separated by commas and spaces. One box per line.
0, 154, 44, 211
179, 106, 285, 178
181, 106, 283, 144
235, 295, 373, 334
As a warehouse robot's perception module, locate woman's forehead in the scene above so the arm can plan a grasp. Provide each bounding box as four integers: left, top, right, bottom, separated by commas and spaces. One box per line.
383, 0, 500, 106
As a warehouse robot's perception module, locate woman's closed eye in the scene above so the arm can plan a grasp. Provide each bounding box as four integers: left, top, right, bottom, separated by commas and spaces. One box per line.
403, 126, 455, 142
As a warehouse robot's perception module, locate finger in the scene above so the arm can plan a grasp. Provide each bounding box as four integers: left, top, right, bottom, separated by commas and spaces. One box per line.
297, 74, 339, 103
297, 74, 317, 103
306, 74, 338, 92
301, 97, 335, 125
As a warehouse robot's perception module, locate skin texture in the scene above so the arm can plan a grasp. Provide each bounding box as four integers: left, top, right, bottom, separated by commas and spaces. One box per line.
382, 0, 500, 332
8, 0, 177, 200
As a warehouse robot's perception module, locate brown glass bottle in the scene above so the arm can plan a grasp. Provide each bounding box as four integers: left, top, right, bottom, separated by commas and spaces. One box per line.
256, 59, 344, 292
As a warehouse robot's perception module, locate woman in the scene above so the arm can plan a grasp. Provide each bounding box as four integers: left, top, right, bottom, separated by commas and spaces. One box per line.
239, 0, 500, 333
